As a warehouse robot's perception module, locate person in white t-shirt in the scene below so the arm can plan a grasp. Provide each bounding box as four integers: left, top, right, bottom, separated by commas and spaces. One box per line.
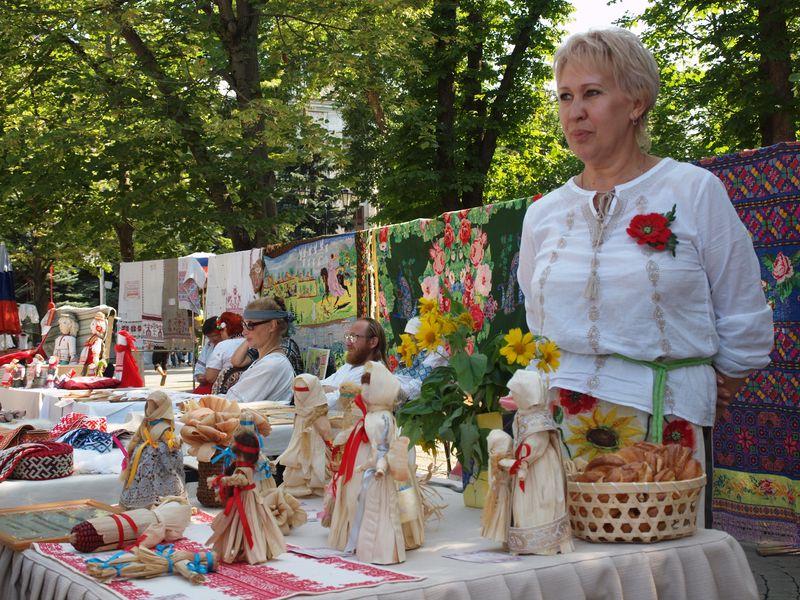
203, 312, 245, 389
193, 316, 223, 394
321, 318, 388, 409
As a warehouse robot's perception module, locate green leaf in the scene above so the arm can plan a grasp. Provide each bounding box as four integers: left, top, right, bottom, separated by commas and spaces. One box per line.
450, 352, 488, 395
553, 404, 564, 424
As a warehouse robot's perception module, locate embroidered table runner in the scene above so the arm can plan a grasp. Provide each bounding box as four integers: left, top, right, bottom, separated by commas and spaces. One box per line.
34, 511, 423, 600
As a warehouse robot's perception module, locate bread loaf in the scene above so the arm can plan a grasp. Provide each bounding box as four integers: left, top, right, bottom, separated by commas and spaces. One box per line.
576, 443, 703, 483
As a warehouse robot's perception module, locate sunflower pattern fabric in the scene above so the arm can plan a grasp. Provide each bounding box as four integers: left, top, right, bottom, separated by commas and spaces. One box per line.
551, 389, 704, 469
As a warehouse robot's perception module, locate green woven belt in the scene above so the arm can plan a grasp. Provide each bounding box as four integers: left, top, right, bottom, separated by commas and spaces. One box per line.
612, 354, 713, 443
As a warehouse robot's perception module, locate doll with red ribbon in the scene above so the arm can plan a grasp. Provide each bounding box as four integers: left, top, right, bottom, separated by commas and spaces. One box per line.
504, 370, 573, 555
276, 374, 332, 497
206, 430, 286, 564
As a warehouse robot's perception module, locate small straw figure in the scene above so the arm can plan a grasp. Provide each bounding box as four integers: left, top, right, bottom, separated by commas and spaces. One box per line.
79, 311, 108, 376
206, 431, 287, 564
119, 391, 186, 509
234, 408, 276, 496
276, 374, 332, 497
481, 429, 515, 544
505, 370, 573, 555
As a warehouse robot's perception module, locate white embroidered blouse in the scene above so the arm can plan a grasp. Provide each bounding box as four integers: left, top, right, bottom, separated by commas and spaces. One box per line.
518, 158, 773, 426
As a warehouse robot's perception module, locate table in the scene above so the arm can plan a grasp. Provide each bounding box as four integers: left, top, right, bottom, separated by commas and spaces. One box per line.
0, 487, 759, 600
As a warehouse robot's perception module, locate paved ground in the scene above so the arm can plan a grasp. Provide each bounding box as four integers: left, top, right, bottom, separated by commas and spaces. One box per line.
145, 365, 799, 599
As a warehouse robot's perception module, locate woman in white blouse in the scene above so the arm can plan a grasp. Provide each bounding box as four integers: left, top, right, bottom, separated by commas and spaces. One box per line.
203, 312, 245, 389
224, 297, 294, 405
517, 29, 773, 470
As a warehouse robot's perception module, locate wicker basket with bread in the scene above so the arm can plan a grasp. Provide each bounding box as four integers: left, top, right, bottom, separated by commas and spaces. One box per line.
567, 441, 706, 543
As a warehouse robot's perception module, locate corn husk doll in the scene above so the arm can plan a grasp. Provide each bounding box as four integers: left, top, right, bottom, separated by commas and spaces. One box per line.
206, 431, 286, 563
481, 429, 515, 544
345, 361, 417, 565
276, 374, 332, 497
120, 391, 186, 509
505, 370, 573, 555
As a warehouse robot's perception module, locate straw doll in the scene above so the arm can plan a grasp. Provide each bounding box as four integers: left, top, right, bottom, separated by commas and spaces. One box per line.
505, 370, 573, 555
481, 429, 515, 544
206, 431, 286, 564
120, 391, 186, 509
276, 374, 332, 497
234, 408, 276, 496
330, 381, 361, 472
347, 361, 413, 565
79, 311, 108, 376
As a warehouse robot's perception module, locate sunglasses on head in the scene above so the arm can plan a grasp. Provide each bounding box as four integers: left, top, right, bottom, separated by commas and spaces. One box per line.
243, 319, 272, 330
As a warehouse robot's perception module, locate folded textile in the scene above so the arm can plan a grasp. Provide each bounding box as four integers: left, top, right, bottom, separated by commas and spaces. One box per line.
50, 413, 108, 439
58, 428, 117, 453
59, 377, 121, 391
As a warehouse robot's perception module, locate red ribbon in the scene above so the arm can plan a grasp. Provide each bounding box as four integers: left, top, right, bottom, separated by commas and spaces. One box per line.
510, 443, 531, 493
329, 394, 368, 499
224, 484, 256, 549
110, 512, 139, 549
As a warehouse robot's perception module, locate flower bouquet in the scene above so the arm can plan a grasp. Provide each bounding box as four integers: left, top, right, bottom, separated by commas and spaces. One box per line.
395, 295, 560, 482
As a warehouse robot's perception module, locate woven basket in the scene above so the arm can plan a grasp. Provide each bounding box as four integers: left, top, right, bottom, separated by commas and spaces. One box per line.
566, 474, 706, 543
10, 442, 73, 480
197, 458, 224, 507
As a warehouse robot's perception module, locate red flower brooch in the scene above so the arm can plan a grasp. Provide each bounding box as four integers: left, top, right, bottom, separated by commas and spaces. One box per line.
626, 205, 678, 256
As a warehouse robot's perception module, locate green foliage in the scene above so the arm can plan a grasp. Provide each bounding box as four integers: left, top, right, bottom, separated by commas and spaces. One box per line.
621, 0, 799, 158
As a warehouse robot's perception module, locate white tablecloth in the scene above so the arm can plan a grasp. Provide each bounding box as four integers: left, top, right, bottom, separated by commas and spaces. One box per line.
0, 487, 758, 600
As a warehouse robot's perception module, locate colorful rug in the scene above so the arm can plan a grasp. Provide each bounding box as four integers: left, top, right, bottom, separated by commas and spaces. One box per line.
35, 512, 423, 600
372, 197, 538, 356
696, 141, 800, 546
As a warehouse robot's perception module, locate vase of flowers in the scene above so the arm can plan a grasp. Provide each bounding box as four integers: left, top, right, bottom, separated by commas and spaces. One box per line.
395, 296, 560, 507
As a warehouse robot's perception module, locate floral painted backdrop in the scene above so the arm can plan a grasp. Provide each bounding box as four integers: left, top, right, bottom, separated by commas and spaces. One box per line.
696, 142, 800, 546
370, 197, 536, 366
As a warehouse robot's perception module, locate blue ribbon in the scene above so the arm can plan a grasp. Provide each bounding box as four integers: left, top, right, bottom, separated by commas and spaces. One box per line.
255, 460, 272, 481
155, 544, 175, 574
211, 446, 236, 468
186, 552, 215, 574
86, 551, 128, 577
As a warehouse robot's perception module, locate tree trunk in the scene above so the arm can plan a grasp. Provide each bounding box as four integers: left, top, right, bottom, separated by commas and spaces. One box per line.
432, 0, 460, 213
114, 6, 254, 250
756, 0, 796, 144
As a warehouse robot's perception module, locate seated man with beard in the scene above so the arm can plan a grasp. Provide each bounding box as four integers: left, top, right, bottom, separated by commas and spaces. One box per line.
321, 318, 387, 409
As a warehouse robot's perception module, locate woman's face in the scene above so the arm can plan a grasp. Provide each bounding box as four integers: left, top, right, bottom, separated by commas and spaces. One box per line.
557, 61, 643, 167
244, 319, 278, 350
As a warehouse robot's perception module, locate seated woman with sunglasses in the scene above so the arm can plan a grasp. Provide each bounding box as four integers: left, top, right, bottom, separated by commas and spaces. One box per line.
223, 297, 295, 405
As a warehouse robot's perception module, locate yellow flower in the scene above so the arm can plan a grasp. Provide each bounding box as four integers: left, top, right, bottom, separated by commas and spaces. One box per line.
455, 311, 475, 331
418, 297, 438, 316
536, 339, 561, 373
396, 334, 418, 367
441, 314, 458, 335
499, 328, 536, 366
415, 316, 442, 353
565, 406, 645, 461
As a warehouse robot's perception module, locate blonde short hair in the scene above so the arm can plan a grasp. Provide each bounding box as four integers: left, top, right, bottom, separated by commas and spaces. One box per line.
245, 296, 289, 336
553, 27, 660, 149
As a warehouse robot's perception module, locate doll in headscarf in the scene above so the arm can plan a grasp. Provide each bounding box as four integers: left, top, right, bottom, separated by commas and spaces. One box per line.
505, 369, 573, 555
276, 374, 332, 497
119, 390, 186, 509
206, 431, 286, 564
233, 408, 275, 496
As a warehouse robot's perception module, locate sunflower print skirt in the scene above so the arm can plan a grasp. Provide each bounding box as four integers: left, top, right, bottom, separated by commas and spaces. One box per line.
551, 389, 705, 468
